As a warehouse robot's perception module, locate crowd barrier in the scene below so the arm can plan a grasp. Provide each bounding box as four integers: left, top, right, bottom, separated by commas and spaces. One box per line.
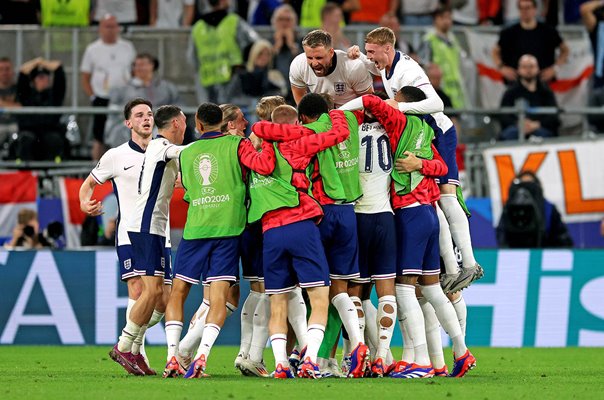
1, 249, 602, 347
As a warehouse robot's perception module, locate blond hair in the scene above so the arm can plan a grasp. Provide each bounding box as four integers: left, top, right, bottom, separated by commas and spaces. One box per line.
219, 104, 240, 133
247, 39, 273, 72
271, 105, 298, 125
365, 27, 396, 46
256, 95, 286, 121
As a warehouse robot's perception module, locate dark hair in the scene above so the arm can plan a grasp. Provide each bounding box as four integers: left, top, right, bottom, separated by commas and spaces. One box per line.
515, 170, 541, 187
432, 4, 452, 18
196, 102, 222, 126
0, 56, 12, 63
124, 97, 153, 120
397, 86, 427, 103
298, 93, 328, 120
321, 2, 341, 21
154, 105, 182, 130
374, 91, 389, 101
136, 53, 159, 71
518, 0, 537, 8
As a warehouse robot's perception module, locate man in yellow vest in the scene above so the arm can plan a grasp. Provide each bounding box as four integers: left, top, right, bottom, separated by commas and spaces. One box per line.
188, 0, 259, 104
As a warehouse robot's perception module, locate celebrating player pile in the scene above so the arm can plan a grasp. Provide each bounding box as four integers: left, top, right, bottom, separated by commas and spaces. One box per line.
81, 28, 482, 381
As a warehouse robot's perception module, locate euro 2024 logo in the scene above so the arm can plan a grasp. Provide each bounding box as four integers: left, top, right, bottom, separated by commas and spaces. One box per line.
194, 153, 218, 195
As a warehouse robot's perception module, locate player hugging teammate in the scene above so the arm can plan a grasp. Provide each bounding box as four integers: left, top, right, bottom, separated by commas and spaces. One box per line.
83, 28, 482, 380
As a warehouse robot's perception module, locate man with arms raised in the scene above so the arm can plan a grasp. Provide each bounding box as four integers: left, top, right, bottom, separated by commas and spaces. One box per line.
290, 29, 373, 108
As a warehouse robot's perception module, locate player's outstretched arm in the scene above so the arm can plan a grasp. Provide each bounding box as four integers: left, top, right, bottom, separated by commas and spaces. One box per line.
347, 45, 380, 76
397, 83, 444, 114
79, 175, 103, 216
252, 120, 311, 142
297, 110, 350, 156
238, 139, 276, 175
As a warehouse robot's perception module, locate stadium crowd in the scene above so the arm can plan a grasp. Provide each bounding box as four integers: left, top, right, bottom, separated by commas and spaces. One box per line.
0, 0, 603, 162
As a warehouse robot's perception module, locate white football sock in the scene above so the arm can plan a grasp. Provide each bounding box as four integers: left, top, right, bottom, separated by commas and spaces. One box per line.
179, 299, 209, 357
287, 287, 308, 349
239, 291, 262, 358
437, 204, 459, 275
194, 323, 221, 360
148, 309, 164, 328
419, 298, 446, 370
248, 293, 270, 362
452, 294, 468, 337
165, 320, 183, 361
350, 296, 365, 343
305, 324, 325, 363
439, 194, 476, 268
386, 349, 394, 366
226, 302, 237, 317
362, 299, 378, 358
117, 319, 141, 353
421, 284, 467, 357
395, 284, 429, 365
396, 293, 414, 363
376, 295, 397, 360
126, 298, 136, 323
131, 324, 148, 355
331, 292, 362, 348
270, 333, 288, 368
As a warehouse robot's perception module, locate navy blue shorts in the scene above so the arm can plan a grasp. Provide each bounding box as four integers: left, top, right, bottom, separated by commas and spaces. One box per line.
173, 237, 239, 285
433, 125, 459, 186
394, 205, 440, 276
117, 245, 172, 283
318, 204, 360, 280
354, 212, 397, 283
127, 232, 167, 279
240, 222, 264, 282
263, 220, 330, 294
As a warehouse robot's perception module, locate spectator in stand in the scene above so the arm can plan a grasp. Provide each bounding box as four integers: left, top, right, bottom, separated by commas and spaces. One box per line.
300, 0, 360, 27
580, 1, 604, 89
14, 57, 66, 161
453, 0, 501, 25
419, 5, 467, 109
4, 208, 51, 249
396, 0, 438, 26
0, 57, 19, 152
40, 0, 90, 26
0, 0, 40, 24
239, 40, 287, 99
320, 2, 351, 50
81, 14, 136, 160
247, 0, 283, 25
426, 63, 453, 110
493, 0, 568, 84
498, 54, 559, 141
349, 0, 396, 24
104, 53, 180, 149
497, 171, 573, 248
271, 4, 301, 103
92, 0, 137, 26
150, 0, 195, 27
378, 13, 418, 61
188, 0, 258, 104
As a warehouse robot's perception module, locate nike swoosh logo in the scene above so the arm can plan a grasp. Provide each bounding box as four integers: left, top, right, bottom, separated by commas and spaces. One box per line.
124, 165, 135, 170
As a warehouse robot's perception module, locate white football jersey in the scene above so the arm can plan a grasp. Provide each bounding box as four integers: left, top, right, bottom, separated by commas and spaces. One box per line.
289, 49, 373, 107
90, 140, 172, 247
362, 50, 454, 132
127, 136, 182, 237
354, 121, 393, 214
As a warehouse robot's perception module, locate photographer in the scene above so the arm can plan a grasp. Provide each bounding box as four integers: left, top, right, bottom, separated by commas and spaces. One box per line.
4, 208, 51, 249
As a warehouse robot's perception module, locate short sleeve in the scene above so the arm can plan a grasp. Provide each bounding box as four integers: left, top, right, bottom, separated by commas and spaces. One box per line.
80, 45, 93, 73
347, 59, 373, 93
90, 149, 114, 184
289, 55, 307, 88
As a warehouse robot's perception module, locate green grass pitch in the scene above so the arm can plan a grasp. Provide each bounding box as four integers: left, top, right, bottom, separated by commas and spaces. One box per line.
1, 346, 603, 399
